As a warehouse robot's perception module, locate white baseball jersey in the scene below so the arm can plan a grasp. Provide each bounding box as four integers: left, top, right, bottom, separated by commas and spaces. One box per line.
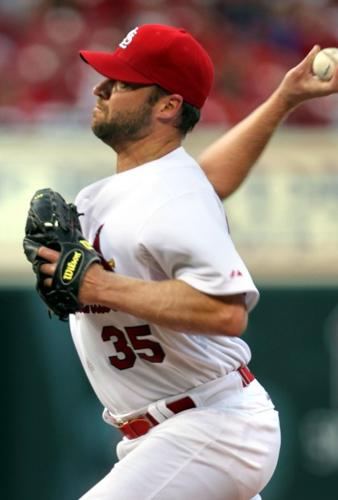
69, 147, 259, 418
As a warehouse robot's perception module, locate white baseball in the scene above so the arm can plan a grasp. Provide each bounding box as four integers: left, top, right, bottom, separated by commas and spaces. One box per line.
312, 47, 338, 80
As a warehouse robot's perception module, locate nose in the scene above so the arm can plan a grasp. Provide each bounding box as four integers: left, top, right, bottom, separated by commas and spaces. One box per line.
93, 79, 112, 99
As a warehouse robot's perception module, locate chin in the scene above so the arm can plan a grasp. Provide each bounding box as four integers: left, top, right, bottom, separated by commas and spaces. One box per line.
91, 118, 103, 132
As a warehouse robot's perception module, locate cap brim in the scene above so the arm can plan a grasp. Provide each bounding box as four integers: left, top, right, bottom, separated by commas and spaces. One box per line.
79, 50, 154, 85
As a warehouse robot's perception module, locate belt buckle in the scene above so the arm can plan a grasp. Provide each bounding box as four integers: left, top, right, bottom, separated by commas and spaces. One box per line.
120, 417, 152, 439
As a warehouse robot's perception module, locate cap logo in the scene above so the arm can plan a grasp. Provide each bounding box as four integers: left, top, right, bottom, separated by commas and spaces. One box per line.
119, 27, 139, 49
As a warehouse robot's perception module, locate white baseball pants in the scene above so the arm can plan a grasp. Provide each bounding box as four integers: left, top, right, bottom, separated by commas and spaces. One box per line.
80, 374, 280, 500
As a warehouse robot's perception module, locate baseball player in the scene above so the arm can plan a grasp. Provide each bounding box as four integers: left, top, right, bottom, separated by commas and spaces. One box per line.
34, 25, 338, 500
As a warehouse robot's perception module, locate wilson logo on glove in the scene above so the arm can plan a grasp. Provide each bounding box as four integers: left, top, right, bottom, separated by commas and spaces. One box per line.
62, 250, 83, 282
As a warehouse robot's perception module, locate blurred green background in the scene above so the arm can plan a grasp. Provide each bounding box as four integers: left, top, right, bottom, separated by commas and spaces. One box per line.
4, 287, 338, 500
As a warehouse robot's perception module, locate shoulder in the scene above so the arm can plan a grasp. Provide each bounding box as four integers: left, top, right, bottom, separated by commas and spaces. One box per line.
150, 147, 217, 200
135, 148, 226, 227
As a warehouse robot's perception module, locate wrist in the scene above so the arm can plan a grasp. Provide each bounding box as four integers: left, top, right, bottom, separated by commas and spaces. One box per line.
268, 86, 297, 116
79, 263, 109, 305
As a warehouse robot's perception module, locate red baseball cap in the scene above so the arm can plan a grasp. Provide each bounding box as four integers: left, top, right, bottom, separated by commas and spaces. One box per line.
79, 24, 214, 109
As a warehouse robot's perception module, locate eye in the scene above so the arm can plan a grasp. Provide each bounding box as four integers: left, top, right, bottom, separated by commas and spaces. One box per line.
114, 81, 146, 92
115, 81, 132, 91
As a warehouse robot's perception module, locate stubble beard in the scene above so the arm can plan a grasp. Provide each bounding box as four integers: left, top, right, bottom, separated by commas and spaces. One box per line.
92, 103, 153, 149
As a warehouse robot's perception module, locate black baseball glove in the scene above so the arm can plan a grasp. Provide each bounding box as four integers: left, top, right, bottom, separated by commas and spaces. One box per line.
23, 188, 101, 320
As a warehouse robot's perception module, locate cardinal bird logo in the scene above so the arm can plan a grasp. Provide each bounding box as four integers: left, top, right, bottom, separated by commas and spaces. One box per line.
93, 224, 115, 271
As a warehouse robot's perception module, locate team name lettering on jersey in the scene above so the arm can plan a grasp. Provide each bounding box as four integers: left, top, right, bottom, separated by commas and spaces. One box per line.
119, 27, 139, 49
81, 304, 112, 314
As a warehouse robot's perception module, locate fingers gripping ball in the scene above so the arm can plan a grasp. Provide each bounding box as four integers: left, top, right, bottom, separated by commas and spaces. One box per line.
23, 188, 101, 320
312, 48, 338, 81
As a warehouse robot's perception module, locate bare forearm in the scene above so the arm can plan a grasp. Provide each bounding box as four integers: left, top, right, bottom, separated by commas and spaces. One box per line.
81, 266, 247, 336
199, 45, 338, 199
199, 90, 290, 198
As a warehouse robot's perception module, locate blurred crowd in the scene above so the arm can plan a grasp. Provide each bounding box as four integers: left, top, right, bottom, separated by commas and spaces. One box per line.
1, 0, 338, 127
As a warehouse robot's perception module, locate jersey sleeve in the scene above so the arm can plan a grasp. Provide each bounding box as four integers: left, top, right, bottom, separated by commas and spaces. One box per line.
138, 189, 259, 312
